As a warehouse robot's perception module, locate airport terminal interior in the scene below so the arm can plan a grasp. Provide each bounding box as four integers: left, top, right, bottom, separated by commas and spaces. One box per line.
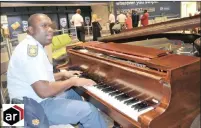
0, 1, 201, 128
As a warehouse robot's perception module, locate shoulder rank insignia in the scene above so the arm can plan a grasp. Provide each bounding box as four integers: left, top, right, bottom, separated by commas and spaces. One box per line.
27, 44, 38, 57
32, 119, 40, 126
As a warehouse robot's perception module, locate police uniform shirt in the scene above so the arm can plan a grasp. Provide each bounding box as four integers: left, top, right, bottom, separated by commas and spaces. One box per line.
7, 35, 55, 103
71, 13, 84, 27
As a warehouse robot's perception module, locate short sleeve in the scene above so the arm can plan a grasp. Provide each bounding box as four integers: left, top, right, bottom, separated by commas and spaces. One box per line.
24, 49, 50, 85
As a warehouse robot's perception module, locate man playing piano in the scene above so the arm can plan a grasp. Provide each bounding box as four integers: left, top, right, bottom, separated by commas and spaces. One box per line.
7, 13, 107, 128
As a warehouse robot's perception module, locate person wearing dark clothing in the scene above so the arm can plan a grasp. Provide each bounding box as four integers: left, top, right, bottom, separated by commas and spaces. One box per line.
92, 14, 102, 41
132, 10, 139, 28
92, 22, 101, 41
76, 26, 85, 42
108, 13, 115, 35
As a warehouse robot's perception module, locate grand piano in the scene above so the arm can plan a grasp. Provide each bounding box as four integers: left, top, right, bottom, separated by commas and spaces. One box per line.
57, 15, 200, 128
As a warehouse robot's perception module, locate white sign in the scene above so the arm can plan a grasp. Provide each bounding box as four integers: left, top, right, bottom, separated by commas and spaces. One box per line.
1, 15, 8, 24
22, 21, 28, 32
60, 18, 67, 28
85, 17, 90, 25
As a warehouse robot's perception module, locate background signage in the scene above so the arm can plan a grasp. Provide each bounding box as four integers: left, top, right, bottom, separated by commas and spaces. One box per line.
114, 1, 181, 19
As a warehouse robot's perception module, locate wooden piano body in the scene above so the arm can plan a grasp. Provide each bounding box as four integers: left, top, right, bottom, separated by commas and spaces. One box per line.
60, 42, 200, 128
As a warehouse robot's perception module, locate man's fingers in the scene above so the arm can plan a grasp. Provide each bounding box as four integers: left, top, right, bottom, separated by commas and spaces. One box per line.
85, 79, 96, 86
73, 71, 82, 76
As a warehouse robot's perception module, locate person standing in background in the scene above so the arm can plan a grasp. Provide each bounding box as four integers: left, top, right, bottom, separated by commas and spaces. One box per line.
117, 12, 127, 30
132, 10, 139, 28
108, 12, 115, 35
91, 14, 102, 41
141, 10, 149, 27
71, 9, 85, 42
125, 12, 132, 29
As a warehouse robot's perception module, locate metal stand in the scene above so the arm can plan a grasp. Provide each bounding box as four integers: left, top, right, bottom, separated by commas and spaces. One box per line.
5, 38, 12, 59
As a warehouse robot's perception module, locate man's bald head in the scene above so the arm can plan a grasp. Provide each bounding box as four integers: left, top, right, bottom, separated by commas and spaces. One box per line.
27, 13, 54, 46
28, 14, 50, 27
76, 9, 81, 14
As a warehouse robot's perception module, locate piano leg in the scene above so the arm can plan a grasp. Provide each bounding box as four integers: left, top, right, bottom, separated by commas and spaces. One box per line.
112, 121, 122, 128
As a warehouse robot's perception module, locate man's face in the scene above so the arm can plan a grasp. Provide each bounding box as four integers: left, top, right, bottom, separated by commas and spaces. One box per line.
30, 15, 54, 46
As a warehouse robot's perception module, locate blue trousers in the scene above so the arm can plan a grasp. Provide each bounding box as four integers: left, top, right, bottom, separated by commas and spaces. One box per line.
40, 89, 107, 128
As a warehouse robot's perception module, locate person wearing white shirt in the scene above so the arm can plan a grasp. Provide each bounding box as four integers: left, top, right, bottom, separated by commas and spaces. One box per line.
7, 13, 107, 128
117, 12, 127, 25
108, 12, 115, 35
71, 9, 85, 42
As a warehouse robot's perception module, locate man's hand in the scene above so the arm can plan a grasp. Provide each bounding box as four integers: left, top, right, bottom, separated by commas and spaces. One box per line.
69, 77, 96, 87
62, 70, 82, 79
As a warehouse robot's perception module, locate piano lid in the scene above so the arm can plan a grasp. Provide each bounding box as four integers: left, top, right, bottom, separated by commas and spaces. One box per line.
98, 15, 200, 42
79, 42, 168, 59
71, 42, 200, 71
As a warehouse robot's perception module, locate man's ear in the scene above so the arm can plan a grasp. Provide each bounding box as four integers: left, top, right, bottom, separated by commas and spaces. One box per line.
28, 26, 34, 34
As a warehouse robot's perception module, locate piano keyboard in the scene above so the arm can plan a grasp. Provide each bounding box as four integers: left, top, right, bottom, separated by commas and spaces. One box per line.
63, 68, 159, 122
83, 84, 158, 122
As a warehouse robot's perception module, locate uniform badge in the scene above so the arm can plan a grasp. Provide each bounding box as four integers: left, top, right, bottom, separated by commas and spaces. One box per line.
32, 119, 40, 125
27, 45, 38, 57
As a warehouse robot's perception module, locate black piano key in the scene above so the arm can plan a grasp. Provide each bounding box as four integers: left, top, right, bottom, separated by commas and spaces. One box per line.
100, 86, 111, 91
132, 102, 148, 110
97, 85, 108, 89
93, 84, 99, 87
109, 90, 122, 96
124, 98, 139, 105
115, 93, 130, 101
146, 100, 157, 106
131, 103, 141, 109
138, 104, 150, 112
97, 81, 104, 85
102, 87, 116, 93
94, 83, 106, 87
137, 100, 158, 112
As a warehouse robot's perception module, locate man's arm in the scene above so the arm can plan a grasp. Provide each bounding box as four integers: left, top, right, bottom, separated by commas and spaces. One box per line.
32, 77, 96, 98
32, 79, 74, 98
54, 72, 64, 81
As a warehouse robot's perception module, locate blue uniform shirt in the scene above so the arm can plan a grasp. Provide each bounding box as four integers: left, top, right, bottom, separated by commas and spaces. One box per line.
7, 35, 55, 103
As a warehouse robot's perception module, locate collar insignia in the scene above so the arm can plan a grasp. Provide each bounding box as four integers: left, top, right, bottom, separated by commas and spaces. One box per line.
27, 44, 38, 57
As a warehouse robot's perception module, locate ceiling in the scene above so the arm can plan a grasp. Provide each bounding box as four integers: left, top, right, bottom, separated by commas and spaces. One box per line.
1, 1, 109, 7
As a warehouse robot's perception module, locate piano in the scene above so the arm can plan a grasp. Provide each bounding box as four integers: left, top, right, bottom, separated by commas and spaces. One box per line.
58, 42, 200, 128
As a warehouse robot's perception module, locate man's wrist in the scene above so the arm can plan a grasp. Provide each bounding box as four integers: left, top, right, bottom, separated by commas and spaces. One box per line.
67, 77, 76, 87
